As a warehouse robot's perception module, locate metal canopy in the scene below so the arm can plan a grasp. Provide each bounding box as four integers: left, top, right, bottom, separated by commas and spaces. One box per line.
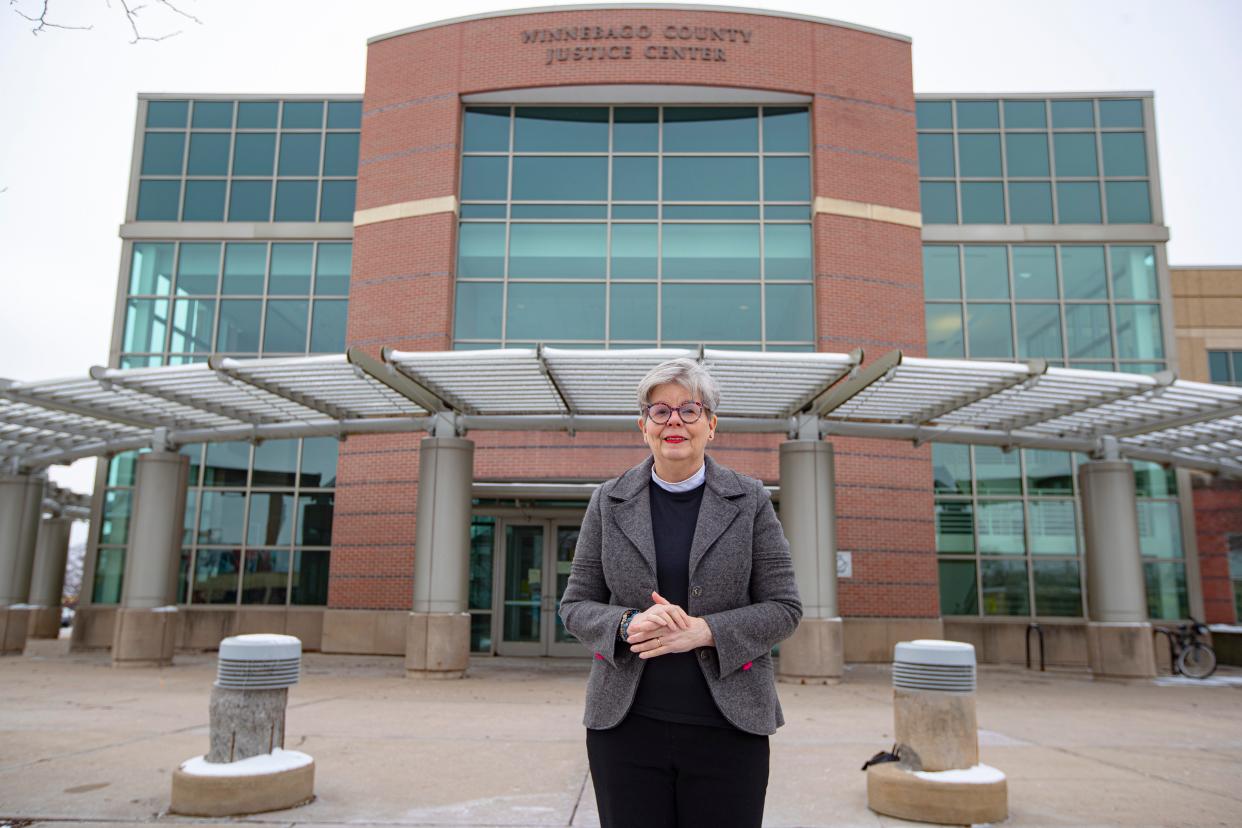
1, 348, 1240, 478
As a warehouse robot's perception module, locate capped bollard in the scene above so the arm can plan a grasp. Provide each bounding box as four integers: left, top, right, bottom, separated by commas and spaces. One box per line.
866, 639, 1008, 825
171, 634, 315, 816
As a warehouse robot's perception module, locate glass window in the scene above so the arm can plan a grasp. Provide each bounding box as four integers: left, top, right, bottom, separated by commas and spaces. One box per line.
765, 284, 814, 342
1032, 559, 1081, 616
611, 224, 657, 279
130, 243, 175, 295
99, 489, 132, 545
975, 447, 1021, 494
663, 224, 759, 279
614, 107, 658, 151
460, 156, 508, 201
232, 133, 276, 176
514, 107, 608, 152
610, 283, 657, 340
193, 549, 240, 605
310, 299, 348, 352
252, 439, 298, 487
241, 549, 290, 605
925, 305, 964, 357
123, 299, 169, 352
958, 133, 1002, 177
315, 243, 351, 295
297, 493, 334, 545
228, 180, 272, 222
764, 224, 811, 279
1208, 351, 1232, 384
664, 106, 757, 152
182, 180, 226, 221
663, 157, 759, 201
203, 441, 250, 486
453, 282, 502, 340
956, 100, 999, 129
237, 101, 279, 128
763, 107, 810, 152
1012, 247, 1058, 299
146, 100, 188, 128
763, 157, 811, 201
923, 246, 960, 300
1144, 561, 1188, 620
107, 451, 141, 488
142, 132, 186, 175
1053, 133, 1098, 177
1005, 133, 1049, 177
1028, 500, 1077, 555
463, 106, 511, 152
1115, 304, 1164, 359
187, 132, 230, 176
1003, 100, 1046, 129
662, 284, 760, 342
291, 549, 330, 605
612, 157, 657, 201
192, 100, 233, 128
981, 559, 1029, 615
513, 156, 607, 201
506, 283, 604, 341
915, 101, 952, 129
1061, 246, 1108, 299
137, 180, 181, 220
278, 133, 321, 177
1105, 182, 1152, 224
247, 492, 295, 546
217, 299, 262, 351
1008, 182, 1053, 223
920, 182, 957, 224
960, 182, 1004, 223
939, 560, 978, 615
270, 244, 313, 294
918, 133, 955, 177
964, 246, 1008, 299
1110, 246, 1157, 299
509, 223, 606, 278
1025, 450, 1073, 493
320, 181, 356, 221
263, 299, 309, 352
933, 444, 972, 494
170, 298, 215, 353
327, 100, 362, 129
275, 180, 319, 221
1016, 304, 1062, 358
977, 502, 1025, 555
1051, 100, 1094, 128
1099, 99, 1143, 128
457, 224, 506, 278
1101, 132, 1147, 176
936, 501, 974, 553
197, 491, 247, 545
966, 304, 1013, 357
282, 101, 324, 129
1065, 304, 1113, 359
323, 132, 359, 176
92, 547, 125, 604
176, 243, 221, 294
301, 438, 338, 488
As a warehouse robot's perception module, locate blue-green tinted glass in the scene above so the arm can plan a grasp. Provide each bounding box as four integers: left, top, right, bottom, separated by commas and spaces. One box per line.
282, 101, 324, 129
663, 224, 759, 279
147, 100, 187, 128
960, 182, 1004, 223
923, 246, 960, 299
933, 444, 971, 494
310, 300, 347, 352
1030, 504, 1079, 558
1110, 246, 1156, 299
193, 549, 239, 604
263, 299, 309, 352
765, 284, 813, 341
762, 107, 809, 152
170, 299, 215, 352
663, 157, 759, 201
1065, 304, 1112, 358
270, 244, 312, 294
1012, 247, 1058, 299
232, 133, 276, 176
1138, 501, 1182, 557
916, 101, 952, 129
241, 548, 290, 604
461, 204, 506, 218
964, 246, 1008, 299
956, 100, 999, 129
662, 284, 760, 342
938, 560, 978, 615
142, 132, 185, 175
461, 156, 508, 201
613, 107, 658, 152
1009, 182, 1053, 223
187, 133, 230, 175
509, 223, 606, 278
1056, 182, 1101, 223
457, 223, 506, 277
506, 283, 604, 340
137, 180, 181, 220
917, 134, 955, 177
981, 559, 1029, 614
935, 501, 973, 553
1061, 246, 1107, 299
925, 305, 964, 357
1026, 449, 1073, 493
223, 243, 266, 294
1003, 100, 1046, 128
1101, 132, 1146, 176
1145, 561, 1188, 620
1051, 100, 1094, 128
454, 282, 502, 340
275, 180, 318, 221
966, 304, 1013, 357
512, 156, 606, 200
278, 133, 321, 176
291, 549, 330, 605
1134, 460, 1177, 497
975, 452, 1022, 503
512, 205, 607, 219
198, 491, 246, 544
323, 132, 359, 176
237, 101, 279, 128
192, 101, 233, 128
764, 157, 810, 201
1016, 304, 1062, 358
130, 243, 175, 294
610, 283, 657, 340
1115, 304, 1164, 359
320, 180, 356, 221
315, 243, 351, 295
296, 494, 333, 545
958, 133, 1001, 177
612, 205, 657, 219
514, 107, 607, 151
1208, 351, 1231, 383
663, 107, 757, 152
920, 182, 957, 223
764, 224, 811, 279
611, 224, 657, 279
123, 299, 168, 351
1053, 133, 1097, 177
301, 438, 337, 488
664, 205, 758, 219
612, 157, 657, 201
228, 180, 272, 221
217, 300, 262, 351
327, 100, 363, 129
253, 439, 297, 487
1005, 133, 1049, 176
1105, 181, 1151, 224
1099, 99, 1143, 127
176, 243, 221, 294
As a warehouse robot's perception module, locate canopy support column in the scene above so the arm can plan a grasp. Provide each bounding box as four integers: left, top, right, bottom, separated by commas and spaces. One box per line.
112, 451, 189, 668
1079, 459, 1156, 679
0, 474, 44, 653
406, 436, 473, 679
26, 516, 74, 640
776, 439, 843, 684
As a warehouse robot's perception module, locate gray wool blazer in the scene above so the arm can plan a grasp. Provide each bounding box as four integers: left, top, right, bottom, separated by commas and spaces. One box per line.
558, 454, 802, 736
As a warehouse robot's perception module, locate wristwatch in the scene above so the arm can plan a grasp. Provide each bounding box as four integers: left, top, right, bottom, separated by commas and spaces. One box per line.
617, 609, 639, 642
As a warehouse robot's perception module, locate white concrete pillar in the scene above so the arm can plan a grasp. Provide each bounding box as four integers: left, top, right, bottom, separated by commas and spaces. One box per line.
26, 516, 74, 639
0, 474, 44, 606
1078, 459, 1155, 678
776, 440, 843, 683
406, 437, 472, 678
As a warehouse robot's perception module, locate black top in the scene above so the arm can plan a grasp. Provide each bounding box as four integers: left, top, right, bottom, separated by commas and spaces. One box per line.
630, 481, 732, 729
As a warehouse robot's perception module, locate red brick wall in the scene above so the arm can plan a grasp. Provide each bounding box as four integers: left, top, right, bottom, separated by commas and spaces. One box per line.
1192, 477, 1242, 624
335, 9, 933, 616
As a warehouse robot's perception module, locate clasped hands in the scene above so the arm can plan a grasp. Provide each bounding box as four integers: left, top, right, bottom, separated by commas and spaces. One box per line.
626, 591, 714, 659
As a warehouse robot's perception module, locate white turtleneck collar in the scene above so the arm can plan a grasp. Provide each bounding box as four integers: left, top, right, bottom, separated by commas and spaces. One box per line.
651, 462, 706, 493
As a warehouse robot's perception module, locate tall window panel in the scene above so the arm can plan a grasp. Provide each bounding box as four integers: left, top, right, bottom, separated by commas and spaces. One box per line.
455, 105, 814, 350
1208, 350, 1242, 386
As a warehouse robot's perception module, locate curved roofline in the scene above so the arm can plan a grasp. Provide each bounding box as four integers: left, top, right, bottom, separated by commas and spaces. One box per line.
367, 4, 911, 45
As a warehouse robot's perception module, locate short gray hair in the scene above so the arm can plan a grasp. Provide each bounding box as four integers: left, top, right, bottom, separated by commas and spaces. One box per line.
637, 358, 721, 416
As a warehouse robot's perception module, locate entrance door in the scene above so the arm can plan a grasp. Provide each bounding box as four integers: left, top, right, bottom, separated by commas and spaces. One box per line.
495, 520, 584, 656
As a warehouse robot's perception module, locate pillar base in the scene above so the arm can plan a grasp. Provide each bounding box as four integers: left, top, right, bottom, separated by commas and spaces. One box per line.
112, 607, 179, 667
0, 606, 33, 654
24, 637, 71, 657
866, 761, 1007, 825
777, 617, 843, 684
893, 688, 979, 772
1086, 621, 1156, 679
171, 756, 314, 816
405, 612, 470, 679
25, 606, 61, 639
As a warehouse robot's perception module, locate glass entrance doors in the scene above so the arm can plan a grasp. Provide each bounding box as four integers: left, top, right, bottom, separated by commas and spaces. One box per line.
496, 520, 583, 656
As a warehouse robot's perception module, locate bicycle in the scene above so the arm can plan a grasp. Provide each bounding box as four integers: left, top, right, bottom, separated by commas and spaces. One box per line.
1154, 617, 1218, 679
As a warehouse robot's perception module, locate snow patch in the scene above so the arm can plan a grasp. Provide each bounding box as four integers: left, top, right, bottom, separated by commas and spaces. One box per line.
1208, 624, 1242, 634
151, 605, 178, 613
179, 748, 312, 777
1153, 675, 1242, 688
912, 763, 1006, 784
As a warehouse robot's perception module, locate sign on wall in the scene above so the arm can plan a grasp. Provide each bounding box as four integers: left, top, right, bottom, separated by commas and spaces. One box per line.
522, 24, 755, 65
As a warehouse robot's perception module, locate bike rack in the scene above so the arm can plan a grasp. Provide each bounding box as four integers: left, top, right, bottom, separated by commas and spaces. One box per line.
1025, 622, 1045, 672
1152, 626, 1178, 675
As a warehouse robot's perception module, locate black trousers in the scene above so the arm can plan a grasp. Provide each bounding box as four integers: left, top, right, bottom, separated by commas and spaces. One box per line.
586, 713, 770, 828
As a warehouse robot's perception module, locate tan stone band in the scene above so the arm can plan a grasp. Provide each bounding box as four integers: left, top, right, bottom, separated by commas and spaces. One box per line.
354, 195, 458, 227
814, 196, 922, 229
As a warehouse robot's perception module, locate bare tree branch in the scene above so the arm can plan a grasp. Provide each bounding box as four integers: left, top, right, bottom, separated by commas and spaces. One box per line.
9, 0, 201, 42
11, 0, 94, 35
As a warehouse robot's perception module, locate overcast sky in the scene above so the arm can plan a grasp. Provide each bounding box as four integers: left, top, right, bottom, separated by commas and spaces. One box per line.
3, 0, 1241, 506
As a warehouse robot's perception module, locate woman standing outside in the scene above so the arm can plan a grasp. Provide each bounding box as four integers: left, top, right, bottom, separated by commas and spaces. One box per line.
559, 358, 802, 828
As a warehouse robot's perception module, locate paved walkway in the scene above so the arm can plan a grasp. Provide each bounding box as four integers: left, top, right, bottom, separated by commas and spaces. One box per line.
2, 652, 1241, 827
